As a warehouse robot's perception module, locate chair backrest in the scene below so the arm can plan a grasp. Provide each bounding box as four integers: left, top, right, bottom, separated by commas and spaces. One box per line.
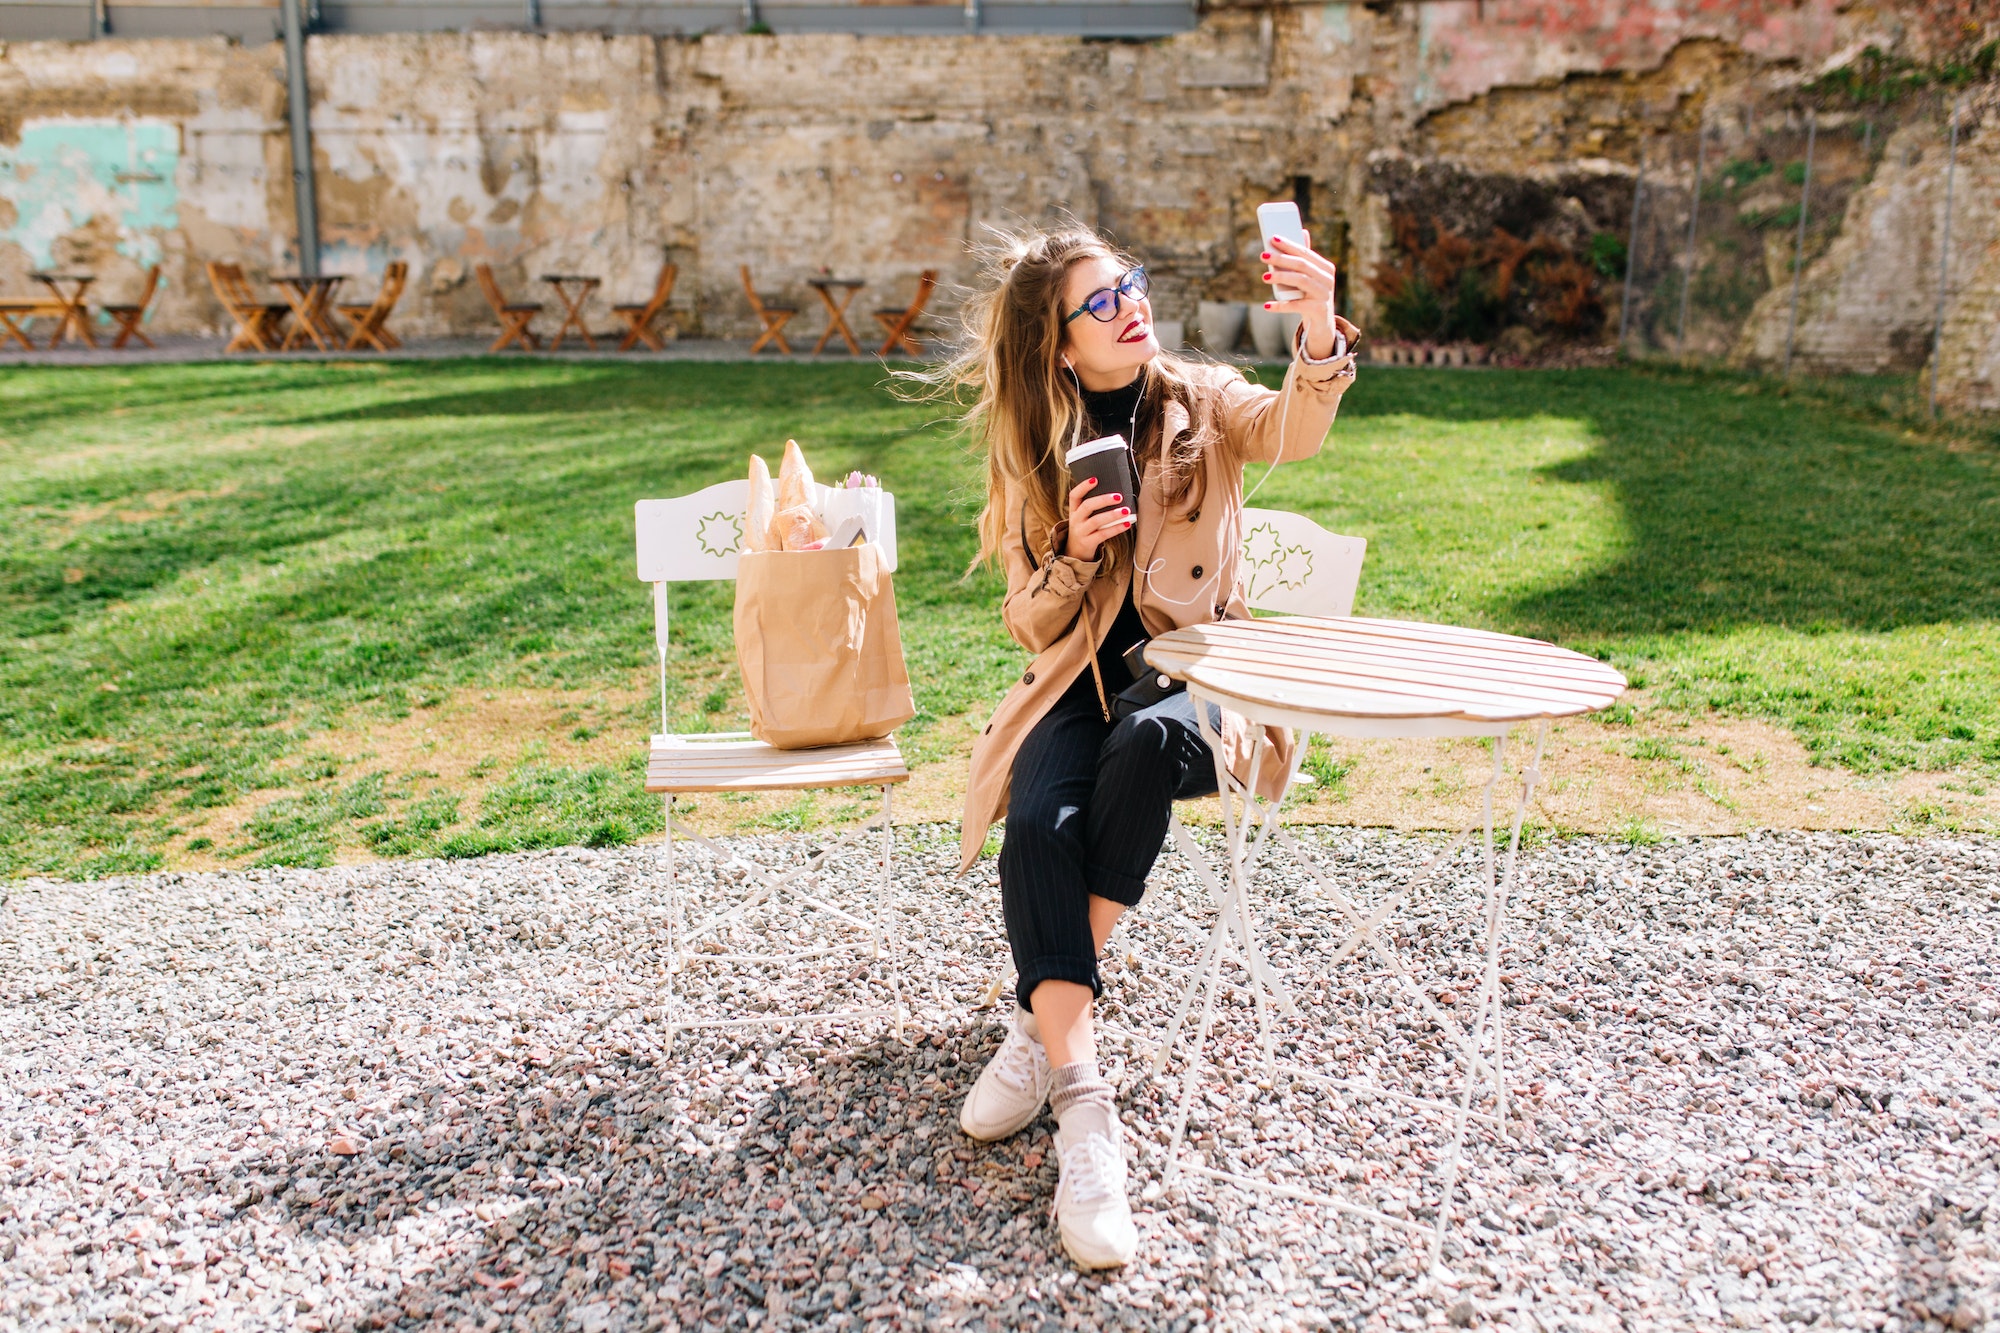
132, 264, 162, 308
1239, 507, 1366, 618
637, 480, 750, 585
636, 479, 900, 587
374, 260, 408, 313
206, 264, 256, 316
904, 269, 937, 318
642, 262, 678, 316
474, 263, 508, 314
738, 265, 769, 316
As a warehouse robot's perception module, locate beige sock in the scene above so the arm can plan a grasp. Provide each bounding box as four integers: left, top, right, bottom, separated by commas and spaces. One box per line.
1049, 1060, 1116, 1128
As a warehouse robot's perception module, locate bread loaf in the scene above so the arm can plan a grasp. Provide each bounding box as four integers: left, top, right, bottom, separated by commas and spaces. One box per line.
776, 438, 815, 512
768, 502, 827, 552
744, 454, 775, 553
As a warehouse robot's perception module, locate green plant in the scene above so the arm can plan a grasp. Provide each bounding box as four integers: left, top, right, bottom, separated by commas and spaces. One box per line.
1613, 815, 1665, 846
1805, 42, 2000, 106
1589, 232, 1628, 280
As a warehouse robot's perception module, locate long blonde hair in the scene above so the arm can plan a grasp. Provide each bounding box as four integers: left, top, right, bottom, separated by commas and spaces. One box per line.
918, 227, 1227, 578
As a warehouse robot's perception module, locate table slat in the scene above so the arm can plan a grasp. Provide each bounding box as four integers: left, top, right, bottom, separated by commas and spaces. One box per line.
1148, 616, 1625, 724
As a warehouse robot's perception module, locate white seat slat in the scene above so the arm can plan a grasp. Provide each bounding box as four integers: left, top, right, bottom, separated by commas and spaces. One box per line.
646, 734, 910, 794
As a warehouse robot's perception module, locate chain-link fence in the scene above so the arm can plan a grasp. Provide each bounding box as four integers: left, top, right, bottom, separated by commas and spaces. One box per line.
1616, 89, 1966, 402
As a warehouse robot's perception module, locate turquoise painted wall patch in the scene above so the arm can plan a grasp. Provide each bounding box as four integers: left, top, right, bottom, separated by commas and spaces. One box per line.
0, 118, 181, 270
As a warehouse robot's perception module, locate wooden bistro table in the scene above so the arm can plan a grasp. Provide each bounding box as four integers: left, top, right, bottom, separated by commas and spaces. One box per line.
805, 278, 866, 355
31, 273, 97, 349
271, 274, 346, 351
541, 274, 601, 350
1141, 615, 1626, 1267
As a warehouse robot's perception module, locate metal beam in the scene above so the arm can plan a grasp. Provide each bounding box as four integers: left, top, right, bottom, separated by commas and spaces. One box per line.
281, 0, 320, 277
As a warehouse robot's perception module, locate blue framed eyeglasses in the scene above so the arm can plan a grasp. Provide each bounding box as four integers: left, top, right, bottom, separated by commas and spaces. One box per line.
1064, 267, 1149, 324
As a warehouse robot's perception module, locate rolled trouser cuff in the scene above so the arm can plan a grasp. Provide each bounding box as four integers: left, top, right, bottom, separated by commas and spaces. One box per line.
1085, 861, 1149, 908
1016, 954, 1102, 1012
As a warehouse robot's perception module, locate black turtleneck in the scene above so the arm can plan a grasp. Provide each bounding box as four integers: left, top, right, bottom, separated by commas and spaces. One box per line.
1078, 374, 1149, 696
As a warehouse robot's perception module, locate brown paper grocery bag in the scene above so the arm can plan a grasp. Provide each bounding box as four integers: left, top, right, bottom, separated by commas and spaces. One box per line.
733, 543, 916, 750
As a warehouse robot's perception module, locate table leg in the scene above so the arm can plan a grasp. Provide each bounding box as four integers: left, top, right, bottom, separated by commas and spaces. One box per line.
550, 287, 596, 351
1160, 709, 1551, 1271
0, 311, 32, 351
280, 287, 328, 352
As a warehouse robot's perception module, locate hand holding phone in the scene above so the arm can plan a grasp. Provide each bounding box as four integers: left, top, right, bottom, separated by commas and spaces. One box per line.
1257, 201, 1308, 303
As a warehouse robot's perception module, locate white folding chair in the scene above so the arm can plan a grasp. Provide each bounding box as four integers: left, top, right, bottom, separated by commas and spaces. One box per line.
637, 480, 909, 1049
976, 507, 1366, 1024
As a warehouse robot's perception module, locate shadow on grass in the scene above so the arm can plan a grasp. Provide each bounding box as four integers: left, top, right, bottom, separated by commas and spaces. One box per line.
1337, 368, 2000, 636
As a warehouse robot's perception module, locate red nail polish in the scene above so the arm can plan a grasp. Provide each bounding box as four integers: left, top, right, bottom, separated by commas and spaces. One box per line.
1264, 302, 1273, 309
1120, 507, 1131, 516
1087, 477, 1097, 487
1109, 493, 1122, 502
1261, 252, 1271, 260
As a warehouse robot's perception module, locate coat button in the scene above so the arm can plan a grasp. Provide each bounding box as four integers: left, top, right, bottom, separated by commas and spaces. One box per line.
1191, 565, 1204, 579
1023, 671, 1035, 684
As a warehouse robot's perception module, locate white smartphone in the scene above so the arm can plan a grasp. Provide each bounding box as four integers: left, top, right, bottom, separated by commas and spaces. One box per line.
1257, 201, 1308, 303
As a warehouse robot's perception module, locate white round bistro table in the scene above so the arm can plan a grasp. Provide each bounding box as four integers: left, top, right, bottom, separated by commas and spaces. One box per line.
1142, 615, 1627, 1267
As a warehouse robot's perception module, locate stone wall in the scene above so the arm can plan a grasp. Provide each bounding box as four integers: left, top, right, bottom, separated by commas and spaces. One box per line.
7, 0, 1991, 381
1731, 91, 1999, 411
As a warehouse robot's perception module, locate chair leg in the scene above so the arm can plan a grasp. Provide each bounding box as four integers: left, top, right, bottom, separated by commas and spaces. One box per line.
751, 313, 793, 355
662, 794, 681, 1052
111, 314, 153, 349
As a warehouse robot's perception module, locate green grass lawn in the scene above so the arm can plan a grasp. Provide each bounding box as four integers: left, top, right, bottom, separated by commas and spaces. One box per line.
2, 360, 1996, 879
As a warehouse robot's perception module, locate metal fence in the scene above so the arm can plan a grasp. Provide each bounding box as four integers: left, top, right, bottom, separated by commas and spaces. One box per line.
1615, 89, 1967, 410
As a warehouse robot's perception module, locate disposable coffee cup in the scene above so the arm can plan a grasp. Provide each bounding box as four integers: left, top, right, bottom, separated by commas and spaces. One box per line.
1065, 435, 1136, 510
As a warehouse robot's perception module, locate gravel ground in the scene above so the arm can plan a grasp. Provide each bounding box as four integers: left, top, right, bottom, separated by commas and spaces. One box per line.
2, 827, 1996, 1332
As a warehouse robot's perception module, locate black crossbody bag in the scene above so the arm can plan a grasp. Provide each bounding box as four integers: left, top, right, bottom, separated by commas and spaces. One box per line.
1111, 636, 1185, 720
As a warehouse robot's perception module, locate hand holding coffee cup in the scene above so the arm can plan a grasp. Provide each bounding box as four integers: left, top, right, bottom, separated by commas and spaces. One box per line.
1062, 435, 1137, 561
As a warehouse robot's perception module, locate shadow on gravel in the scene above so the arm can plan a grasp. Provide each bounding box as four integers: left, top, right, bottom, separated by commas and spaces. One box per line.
249, 1021, 1175, 1331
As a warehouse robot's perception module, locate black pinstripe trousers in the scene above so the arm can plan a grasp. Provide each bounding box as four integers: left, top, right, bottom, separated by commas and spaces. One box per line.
1000, 671, 1220, 1012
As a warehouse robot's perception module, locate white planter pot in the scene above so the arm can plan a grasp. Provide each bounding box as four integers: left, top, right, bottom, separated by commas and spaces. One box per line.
1195, 301, 1248, 355
1247, 308, 1303, 359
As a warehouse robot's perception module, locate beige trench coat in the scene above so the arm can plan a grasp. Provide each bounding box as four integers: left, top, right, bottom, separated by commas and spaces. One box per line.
957, 319, 1363, 874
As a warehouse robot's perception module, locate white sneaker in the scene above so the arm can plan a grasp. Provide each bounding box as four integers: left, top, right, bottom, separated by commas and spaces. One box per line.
1051, 1104, 1138, 1269
959, 1010, 1052, 1142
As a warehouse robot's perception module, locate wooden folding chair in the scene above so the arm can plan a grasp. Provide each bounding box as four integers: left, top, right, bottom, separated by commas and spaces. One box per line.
336, 261, 407, 351
0, 298, 60, 350
874, 269, 937, 357
475, 264, 542, 352
206, 262, 289, 354
614, 263, 678, 351
636, 480, 910, 1049
739, 265, 797, 355
100, 265, 162, 349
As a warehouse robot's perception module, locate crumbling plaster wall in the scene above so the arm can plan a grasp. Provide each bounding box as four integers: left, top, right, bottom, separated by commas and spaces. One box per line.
1732, 93, 2000, 412
2, 0, 1959, 348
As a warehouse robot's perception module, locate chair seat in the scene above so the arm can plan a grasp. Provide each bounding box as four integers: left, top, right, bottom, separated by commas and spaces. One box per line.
503, 303, 543, 312
646, 732, 910, 794
613, 303, 654, 313
757, 303, 799, 314
101, 303, 143, 314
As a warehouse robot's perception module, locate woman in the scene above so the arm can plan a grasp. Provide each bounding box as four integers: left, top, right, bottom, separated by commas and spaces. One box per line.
943, 225, 1360, 1269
